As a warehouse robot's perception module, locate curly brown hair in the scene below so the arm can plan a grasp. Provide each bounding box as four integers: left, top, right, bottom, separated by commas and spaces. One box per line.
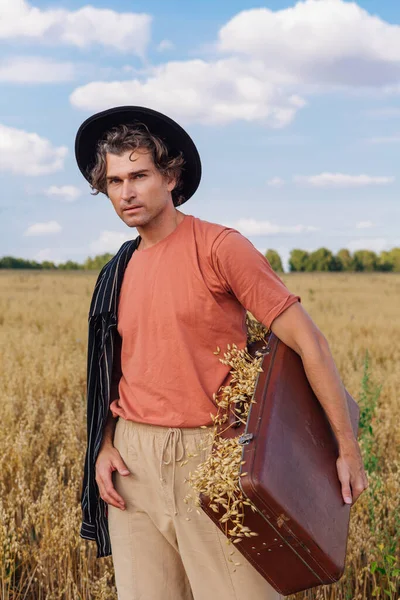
88, 122, 186, 207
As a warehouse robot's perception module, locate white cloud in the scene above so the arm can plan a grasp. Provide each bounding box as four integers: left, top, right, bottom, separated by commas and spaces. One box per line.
69, 0, 400, 130
89, 230, 134, 254
217, 0, 400, 88
226, 218, 319, 236
45, 185, 82, 202
34, 248, 62, 264
157, 39, 174, 52
356, 220, 374, 229
0, 56, 75, 83
70, 57, 306, 127
294, 173, 395, 187
267, 177, 285, 187
0, 124, 67, 175
0, 0, 152, 55
366, 135, 400, 144
24, 221, 62, 236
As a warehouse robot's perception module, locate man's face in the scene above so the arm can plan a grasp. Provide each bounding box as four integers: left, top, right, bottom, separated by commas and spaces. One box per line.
105, 149, 176, 228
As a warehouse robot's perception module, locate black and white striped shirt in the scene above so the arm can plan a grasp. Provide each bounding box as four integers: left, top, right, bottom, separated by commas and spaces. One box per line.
80, 235, 140, 558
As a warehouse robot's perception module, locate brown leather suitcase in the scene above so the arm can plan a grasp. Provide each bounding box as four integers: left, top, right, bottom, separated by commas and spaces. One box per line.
200, 330, 360, 596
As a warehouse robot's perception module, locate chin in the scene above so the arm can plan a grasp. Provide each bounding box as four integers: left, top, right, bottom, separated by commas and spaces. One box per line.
122, 213, 148, 228
122, 215, 139, 227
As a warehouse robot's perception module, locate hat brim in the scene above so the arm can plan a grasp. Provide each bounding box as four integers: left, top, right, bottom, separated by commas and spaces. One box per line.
74, 106, 202, 203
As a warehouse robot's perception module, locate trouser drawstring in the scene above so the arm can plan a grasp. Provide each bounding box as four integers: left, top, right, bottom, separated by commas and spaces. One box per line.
160, 428, 185, 516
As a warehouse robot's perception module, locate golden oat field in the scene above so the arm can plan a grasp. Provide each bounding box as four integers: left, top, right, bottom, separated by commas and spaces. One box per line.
0, 270, 399, 600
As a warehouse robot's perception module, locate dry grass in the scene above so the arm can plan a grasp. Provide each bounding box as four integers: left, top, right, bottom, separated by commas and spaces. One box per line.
0, 270, 399, 599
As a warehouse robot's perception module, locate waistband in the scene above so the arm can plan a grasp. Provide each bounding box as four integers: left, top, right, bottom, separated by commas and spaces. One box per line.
116, 416, 213, 437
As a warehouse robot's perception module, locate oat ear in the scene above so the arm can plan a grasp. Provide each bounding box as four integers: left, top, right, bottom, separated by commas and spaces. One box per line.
185, 318, 267, 544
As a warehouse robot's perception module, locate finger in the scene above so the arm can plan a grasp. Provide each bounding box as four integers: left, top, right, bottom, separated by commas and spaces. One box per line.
114, 457, 130, 476
351, 481, 367, 505
97, 479, 117, 507
104, 488, 126, 509
339, 478, 352, 504
98, 473, 126, 508
104, 496, 124, 509
104, 477, 127, 507
342, 489, 352, 504
102, 488, 126, 509
338, 473, 352, 504
336, 458, 352, 504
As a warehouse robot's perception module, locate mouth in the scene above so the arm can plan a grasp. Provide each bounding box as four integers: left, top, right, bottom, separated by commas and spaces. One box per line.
123, 206, 143, 213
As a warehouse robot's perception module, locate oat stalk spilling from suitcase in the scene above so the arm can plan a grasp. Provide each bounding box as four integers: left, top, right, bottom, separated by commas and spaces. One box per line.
184, 314, 269, 545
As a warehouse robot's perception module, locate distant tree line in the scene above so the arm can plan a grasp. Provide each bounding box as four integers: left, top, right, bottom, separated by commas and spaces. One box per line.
0, 253, 114, 271
1, 247, 399, 273
265, 247, 400, 272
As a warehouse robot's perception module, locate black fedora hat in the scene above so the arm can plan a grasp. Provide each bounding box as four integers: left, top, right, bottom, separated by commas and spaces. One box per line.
74, 106, 202, 204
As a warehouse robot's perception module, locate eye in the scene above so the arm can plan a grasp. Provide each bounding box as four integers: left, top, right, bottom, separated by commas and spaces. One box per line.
135, 173, 145, 179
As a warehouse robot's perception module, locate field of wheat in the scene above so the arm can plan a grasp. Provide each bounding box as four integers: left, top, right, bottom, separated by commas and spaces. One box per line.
0, 270, 399, 600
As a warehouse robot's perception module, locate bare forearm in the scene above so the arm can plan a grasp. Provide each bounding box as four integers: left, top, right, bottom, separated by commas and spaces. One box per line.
299, 337, 357, 452
100, 409, 117, 450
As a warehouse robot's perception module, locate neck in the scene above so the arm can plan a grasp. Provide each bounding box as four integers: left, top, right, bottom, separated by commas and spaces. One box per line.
136, 209, 185, 251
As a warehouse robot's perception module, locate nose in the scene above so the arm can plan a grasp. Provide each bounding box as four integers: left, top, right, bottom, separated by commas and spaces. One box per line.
120, 179, 137, 202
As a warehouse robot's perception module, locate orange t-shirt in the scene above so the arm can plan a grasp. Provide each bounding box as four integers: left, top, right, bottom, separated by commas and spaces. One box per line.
109, 213, 301, 427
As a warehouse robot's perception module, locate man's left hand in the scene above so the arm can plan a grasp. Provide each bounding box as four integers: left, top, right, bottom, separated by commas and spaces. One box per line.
336, 439, 369, 506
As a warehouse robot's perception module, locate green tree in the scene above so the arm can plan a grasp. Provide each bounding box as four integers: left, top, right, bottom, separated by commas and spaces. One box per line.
41, 261, 57, 270
0, 256, 42, 269
58, 260, 81, 270
83, 253, 114, 270
0, 256, 17, 269
389, 247, 400, 272
264, 249, 283, 272
306, 247, 339, 272
336, 248, 353, 272
353, 250, 378, 272
288, 249, 309, 272
376, 251, 393, 272
379, 248, 400, 273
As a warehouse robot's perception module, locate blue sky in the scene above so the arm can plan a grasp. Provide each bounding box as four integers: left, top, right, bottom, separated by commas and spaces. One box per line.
1, 0, 399, 271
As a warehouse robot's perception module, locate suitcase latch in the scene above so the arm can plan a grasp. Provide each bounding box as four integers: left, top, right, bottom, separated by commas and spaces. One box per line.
238, 433, 254, 445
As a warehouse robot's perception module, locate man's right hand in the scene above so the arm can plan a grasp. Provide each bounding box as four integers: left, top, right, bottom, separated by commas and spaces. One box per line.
95, 444, 130, 510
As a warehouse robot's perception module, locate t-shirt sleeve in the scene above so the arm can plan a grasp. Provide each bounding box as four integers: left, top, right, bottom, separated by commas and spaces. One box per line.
211, 230, 301, 330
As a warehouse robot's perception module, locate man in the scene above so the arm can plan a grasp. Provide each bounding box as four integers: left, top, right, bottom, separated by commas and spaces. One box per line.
75, 106, 368, 600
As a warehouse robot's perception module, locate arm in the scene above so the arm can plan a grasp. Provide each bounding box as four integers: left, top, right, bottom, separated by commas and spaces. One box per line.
213, 230, 368, 505
95, 332, 130, 511
100, 409, 117, 451
270, 303, 369, 505
270, 302, 356, 448
100, 331, 122, 451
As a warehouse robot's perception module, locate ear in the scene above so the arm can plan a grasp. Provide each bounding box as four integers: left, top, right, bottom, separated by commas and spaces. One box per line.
166, 173, 177, 193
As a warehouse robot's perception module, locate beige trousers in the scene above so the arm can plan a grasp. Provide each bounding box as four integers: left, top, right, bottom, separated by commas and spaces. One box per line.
108, 417, 283, 600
